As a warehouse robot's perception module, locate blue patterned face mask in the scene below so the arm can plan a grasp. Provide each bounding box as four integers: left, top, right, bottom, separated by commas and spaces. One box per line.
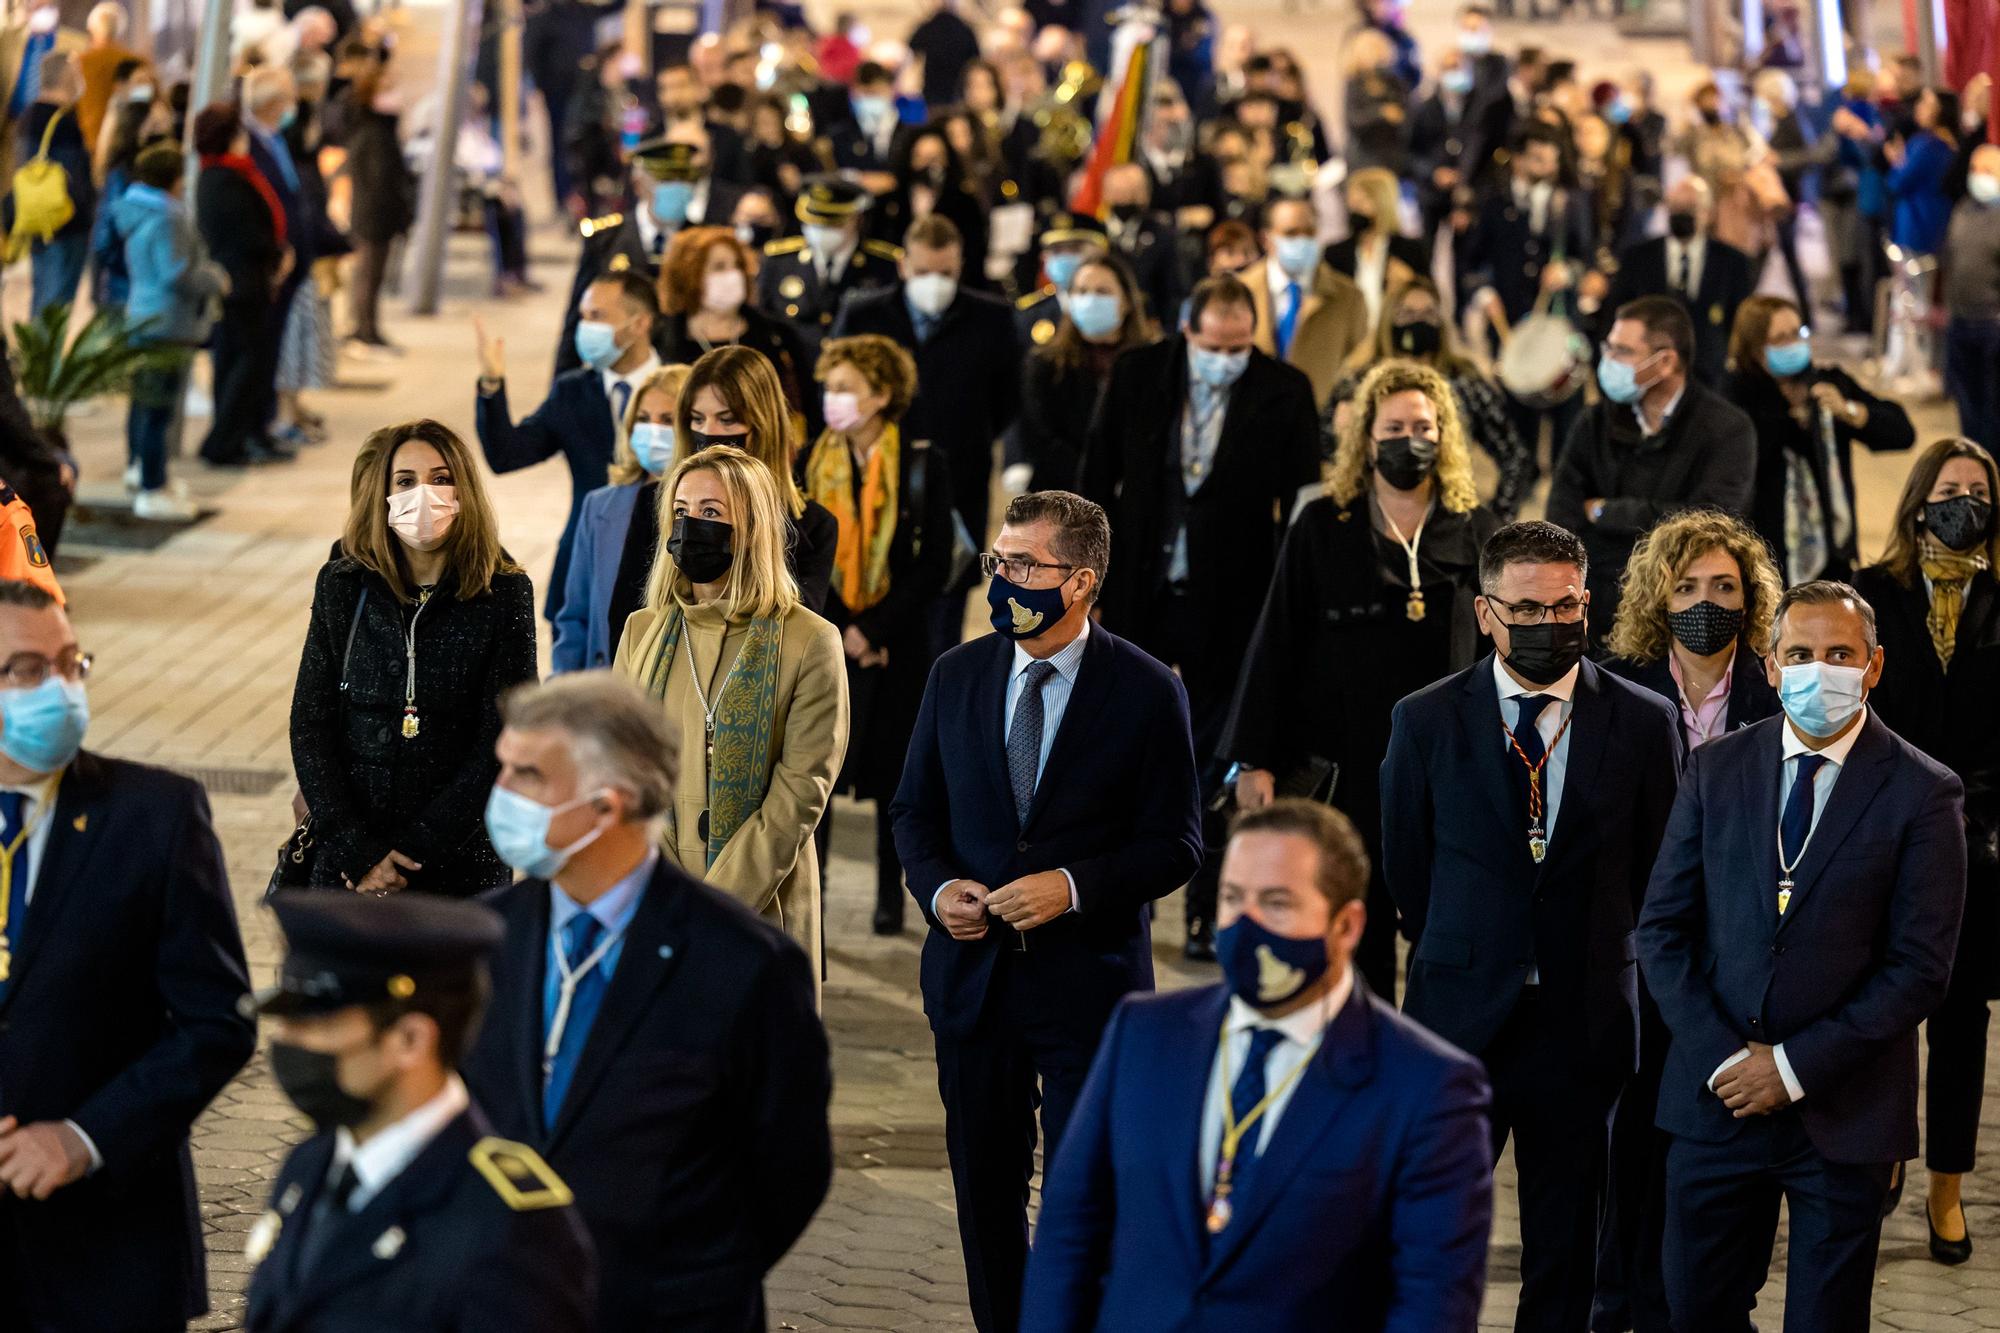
0, 676, 87, 774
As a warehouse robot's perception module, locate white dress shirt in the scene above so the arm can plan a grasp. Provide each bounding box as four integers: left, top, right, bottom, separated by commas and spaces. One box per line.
328, 1074, 471, 1213
1708, 711, 1869, 1106
1666, 235, 1706, 298
1198, 967, 1356, 1195
1351, 234, 1390, 328
931, 623, 1090, 920
601, 353, 662, 436
1493, 656, 1579, 984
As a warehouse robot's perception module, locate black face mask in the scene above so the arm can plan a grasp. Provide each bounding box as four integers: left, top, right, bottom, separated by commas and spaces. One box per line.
1500, 618, 1589, 685
1924, 495, 1994, 552
685, 429, 749, 453
1373, 435, 1438, 491
269, 1041, 374, 1132
1347, 209, 1376, 233
667, 515, 735, 584
1109, 201, 1143, 223
1391, 320, 1442, 357
1667, 210, 1699, 241
1666, 599, 1745, 657
1699, 107, 1722, 125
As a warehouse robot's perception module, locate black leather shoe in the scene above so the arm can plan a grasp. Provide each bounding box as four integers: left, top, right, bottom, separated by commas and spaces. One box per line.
1881, 1161, 1905, 1219
1930, 1202, 1973, 1265
872, 909, 903, 936
1183, 917, 1216, 962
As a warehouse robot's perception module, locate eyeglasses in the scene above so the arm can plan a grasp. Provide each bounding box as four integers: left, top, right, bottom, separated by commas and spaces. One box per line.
1485, 597, 1585, 625
980, 552, 1075, 584
0, 649, 93, 689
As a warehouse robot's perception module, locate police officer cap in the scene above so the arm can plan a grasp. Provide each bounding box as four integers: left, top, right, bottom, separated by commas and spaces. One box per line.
633, 137, 702, 181
1039, 212, 1109, 250
253, 891, 504, 1017
796, 174, 869, 224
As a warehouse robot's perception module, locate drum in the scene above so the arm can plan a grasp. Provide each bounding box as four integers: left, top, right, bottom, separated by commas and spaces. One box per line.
1498, 312, 1593, 411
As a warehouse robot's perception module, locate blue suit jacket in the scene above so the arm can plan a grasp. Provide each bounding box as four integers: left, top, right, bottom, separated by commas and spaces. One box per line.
1379, 653, 1681, 1075
1020, 983, 1493, 1333
551, 480, 644, 673
0, 752, 255, 1330
890, 626, 1203, 1041
474, 371, 616, 621
1638, 711, 1965, 1164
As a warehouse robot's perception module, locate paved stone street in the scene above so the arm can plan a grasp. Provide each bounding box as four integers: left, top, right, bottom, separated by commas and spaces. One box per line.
19, 0, 2000, 1328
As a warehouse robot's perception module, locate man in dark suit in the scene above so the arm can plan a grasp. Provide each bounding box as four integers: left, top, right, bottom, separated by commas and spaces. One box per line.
476, 270, 659, 624
1547, 295, 1757, 641
817, 61, 903, 187
463, 672, 831, 1333
1020, 800, 1493, 1332
892, 490, 1203, 1333
1596, 176, 1757, 384
0, 577, 256, 1331
1410, 48, 1512, 238
653, 61, 749, 184
1081, 272, 1318, 957
1639, 580, 1966, 1333
757, 175, 904, 367
832, 212, 1019, 569
1380, 520, 1680, 1333
1100, 162, 1189, 326
245, 892, 594, 1333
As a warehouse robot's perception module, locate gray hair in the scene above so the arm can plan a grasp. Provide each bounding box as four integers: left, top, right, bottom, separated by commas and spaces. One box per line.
1002, 490, 1110, 602
500, 673, 677, 820
242, 66, 296, 113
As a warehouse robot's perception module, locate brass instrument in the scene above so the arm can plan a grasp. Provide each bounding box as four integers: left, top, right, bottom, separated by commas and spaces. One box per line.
1032, 61, 1102, 166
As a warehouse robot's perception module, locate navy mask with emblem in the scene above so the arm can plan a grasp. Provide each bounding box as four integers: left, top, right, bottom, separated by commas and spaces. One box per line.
1216, 914, 1331, 1009
987, 572, 1071, 640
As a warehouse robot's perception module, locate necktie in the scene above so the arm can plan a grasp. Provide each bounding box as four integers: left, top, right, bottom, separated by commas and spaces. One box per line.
542, 912, 609, 1125
1006, 661, 1057, 824
0, 791, 28, 999
1780, 754, 1829, 868
1512, 693, 1554, 768
913, 312, 938, 344
609, 380, 631, 428
1676, 246, 1692, 295
650, 229, 666, 259
1276, 280, 1301, 357
296, 1159, 359, 1277
1226, 1027, 1289, 1180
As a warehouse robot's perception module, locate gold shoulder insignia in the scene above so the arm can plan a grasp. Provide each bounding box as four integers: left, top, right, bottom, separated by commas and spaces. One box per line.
861, 239, 905, 262
469, 1137, 574, 1211
579, 212, 623, 239
1031, 318, 1056, 345
607, 254, 632, 273
1016, 286, 1054, 310
764, 236, 807, 256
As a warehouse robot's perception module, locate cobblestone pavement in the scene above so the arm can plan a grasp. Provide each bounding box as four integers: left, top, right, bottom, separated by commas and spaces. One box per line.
20, 1, 1998, 1328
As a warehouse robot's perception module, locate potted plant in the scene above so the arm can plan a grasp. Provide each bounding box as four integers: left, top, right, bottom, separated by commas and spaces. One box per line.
11, 301, 183, 453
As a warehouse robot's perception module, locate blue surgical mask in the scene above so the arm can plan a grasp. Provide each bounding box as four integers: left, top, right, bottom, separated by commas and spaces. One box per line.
277, 105, 297, 131
574, 319, 621, 369
1216, 912, 1332, 1009
629, 422, 674, 476
1068, 292, 1122, 340
1456, 28, 1492, 55
483, 785, 607, 881
1190, 346, 1249, 387
1044, 252, 1084, 289
1764, 341, 1812, 378
651, 180, 694, 225
987, 572, 1072, 640
0, 677, 88, 775
1274, 235, 1320, 280
1441, 67, 1474, 96
1606, 98, 1633, 125
1596, 352, 1655, 405
1777, 661, 1869, 738
853, 94, 893, 127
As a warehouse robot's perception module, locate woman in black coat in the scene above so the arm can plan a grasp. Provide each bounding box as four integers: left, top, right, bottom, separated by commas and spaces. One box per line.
1010, 251, 1152, 494
1853, 437, 2000, 1265
1722, 294, 1913, 581
290, 419, 537, 896
1221, 360, 1497, 999
875, 123, 989, 287
653, 226, 810, 424
803, 335, 954, 933
328, 39, 416, 349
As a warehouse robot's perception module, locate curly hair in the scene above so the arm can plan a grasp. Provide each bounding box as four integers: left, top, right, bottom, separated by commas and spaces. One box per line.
1327, 360, 1480, 513
658, 226, 757, 318
1606, 508, 1784, 663
815, 334, 918, 423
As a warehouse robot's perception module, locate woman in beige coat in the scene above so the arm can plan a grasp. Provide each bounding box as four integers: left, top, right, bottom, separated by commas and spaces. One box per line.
614, 445, 847, 1001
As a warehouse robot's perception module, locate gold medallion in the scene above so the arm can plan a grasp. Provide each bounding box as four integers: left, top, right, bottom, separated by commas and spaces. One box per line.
1031, 318, 1056, 345
1206, 1196, 1233, 1233
1529, 829, 1547, 863
1406, 591, 1426, 622
1710, 303, 1724, 325
1777, 876, 1794, 916
779, 274, 806, 298
402, 712, 421, 739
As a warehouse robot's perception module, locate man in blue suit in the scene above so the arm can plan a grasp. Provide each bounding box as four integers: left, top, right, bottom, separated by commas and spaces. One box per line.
475, 271, 659, 623
1021, 799, 1493, 1332
0, 578, 256, 1330
1639, 579, 1966, 1333
1379, 519, 1679, 1333
892, 490, 1203, 1333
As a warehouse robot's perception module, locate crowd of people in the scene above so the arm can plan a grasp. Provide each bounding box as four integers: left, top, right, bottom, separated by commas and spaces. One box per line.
4, 0, 2000, 1332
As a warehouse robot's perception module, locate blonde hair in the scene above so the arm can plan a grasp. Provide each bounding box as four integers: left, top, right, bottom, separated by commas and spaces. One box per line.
1606, 509, 1784, 662
644, 445, 801, 620
609, 363, 692, 486
675, 346, 807, 519
1345, 167, 1400, 232
1328, 360, 1479, 512
341, 419, 519, 603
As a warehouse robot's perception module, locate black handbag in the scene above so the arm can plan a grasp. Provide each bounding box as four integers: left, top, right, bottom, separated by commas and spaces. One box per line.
906, 437, 980, 594
266, 585, 369, 898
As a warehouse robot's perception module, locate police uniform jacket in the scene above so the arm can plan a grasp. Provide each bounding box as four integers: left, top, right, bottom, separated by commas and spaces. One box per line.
1105, 208, 1189, 325
754, 235, 902, 361
245, 1106, 595, 1333
554, 210, 666, 377
1459, 182, 1595, 323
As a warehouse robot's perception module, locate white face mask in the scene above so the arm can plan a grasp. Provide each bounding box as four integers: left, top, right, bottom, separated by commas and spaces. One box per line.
802, 223, 847, 258
702, 268, 747, 313
906, 272, 958, 317
386, 484, 459, 551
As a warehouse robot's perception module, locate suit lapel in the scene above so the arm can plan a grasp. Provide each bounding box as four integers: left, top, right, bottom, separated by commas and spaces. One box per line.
1740, 722, 1785, 932
1455, 657, 1525, 852
1777, 714, 1894, 931
509, 885, 553, 1135
0, 753, 112, 1015
1204, 987, 1375, 1274
1022, 630, 1112, 831
1167, 988, 1231, 1267
548, 863, 690, 1148
974, 634, 1015, 815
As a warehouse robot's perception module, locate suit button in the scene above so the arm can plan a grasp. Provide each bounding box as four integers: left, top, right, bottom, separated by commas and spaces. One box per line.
1771, 945, 1785, 956
1747, 1017, 1761, 1027
1017, 840, 1029, 853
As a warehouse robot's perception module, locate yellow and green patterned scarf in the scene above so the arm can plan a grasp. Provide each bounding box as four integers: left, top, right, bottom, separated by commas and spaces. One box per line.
643, 605, 783, 866
806, 423, 899, 613
1920, 545, 1988, 670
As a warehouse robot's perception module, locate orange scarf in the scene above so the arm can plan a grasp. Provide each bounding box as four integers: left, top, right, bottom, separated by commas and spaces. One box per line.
806, 423, 899, 613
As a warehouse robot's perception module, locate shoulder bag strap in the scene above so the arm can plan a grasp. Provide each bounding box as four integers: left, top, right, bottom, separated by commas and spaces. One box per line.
339, 584, 369, 693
